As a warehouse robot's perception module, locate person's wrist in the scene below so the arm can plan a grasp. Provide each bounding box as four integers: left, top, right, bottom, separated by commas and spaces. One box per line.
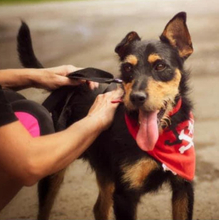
85, 114, 106, 134
24, 69, 43, 88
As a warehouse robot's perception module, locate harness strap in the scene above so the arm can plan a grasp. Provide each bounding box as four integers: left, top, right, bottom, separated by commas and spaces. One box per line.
42, 83, 117, 132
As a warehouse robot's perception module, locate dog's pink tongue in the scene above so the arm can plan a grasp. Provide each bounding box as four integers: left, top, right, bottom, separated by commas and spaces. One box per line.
136, 110, 159, 151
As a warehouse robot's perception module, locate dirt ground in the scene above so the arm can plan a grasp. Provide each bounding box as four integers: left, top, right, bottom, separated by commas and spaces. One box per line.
0, 0, 219, 219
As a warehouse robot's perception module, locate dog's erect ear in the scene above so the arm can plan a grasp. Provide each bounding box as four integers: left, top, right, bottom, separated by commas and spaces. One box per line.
115, 31, 141, 59
160, 12, 193, 59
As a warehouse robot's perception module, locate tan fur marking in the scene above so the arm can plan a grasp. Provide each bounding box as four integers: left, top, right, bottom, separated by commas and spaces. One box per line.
123, 81, 136, 111
172, 193, 189, 220
122, 158, 159, 189
163, 17, 193, 58
143, 69, 181, 130
148, 54, 161, 63
94, 175, 115, 220
163, 17, 185, 48
124, 54, 138, 66
38, 169, 66, 220
163, 29, 176, 47
179, 47, 193, 58
145, 69, 181, 112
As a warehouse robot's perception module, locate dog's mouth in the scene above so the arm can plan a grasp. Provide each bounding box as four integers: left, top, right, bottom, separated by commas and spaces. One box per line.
136, 102, 167, 152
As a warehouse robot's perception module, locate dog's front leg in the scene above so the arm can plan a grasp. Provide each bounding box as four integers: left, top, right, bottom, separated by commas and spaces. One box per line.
113, 182, 141, 220
93, 172, 115, 220
170, 177, 194, 220
37, 169, 66, 220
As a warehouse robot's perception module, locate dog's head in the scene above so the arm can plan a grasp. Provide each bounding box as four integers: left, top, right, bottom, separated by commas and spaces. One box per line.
115, 12, 193, 151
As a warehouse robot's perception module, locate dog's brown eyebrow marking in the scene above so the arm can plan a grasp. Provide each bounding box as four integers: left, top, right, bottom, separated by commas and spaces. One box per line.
148, 53, 162, 63
124, 54, 138, 66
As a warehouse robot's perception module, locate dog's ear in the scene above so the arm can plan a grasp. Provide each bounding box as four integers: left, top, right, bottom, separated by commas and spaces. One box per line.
115, 31, 141, 60
160, 12, 193, 59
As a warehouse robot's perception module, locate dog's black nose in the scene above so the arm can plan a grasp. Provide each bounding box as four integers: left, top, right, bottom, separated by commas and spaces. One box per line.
130, 91, 147, 106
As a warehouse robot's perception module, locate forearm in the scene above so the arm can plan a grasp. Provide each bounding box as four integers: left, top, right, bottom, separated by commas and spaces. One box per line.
28, 91, 122, 181
30, 115, 103, 180
0, 88, 122, 186
0, 69, 43, 89
0, 115, 102, 186
0, 65, 79, 90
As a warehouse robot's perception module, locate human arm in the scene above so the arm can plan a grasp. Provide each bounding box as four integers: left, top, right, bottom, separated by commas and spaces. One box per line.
0, 65, 84, 90
0, 88, 123, 186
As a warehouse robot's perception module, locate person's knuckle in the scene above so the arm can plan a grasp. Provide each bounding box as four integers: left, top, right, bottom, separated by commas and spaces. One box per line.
97, 94, 104, 99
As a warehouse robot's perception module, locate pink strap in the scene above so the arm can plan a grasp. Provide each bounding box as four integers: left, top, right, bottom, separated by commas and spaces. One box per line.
15, 112, 40, 137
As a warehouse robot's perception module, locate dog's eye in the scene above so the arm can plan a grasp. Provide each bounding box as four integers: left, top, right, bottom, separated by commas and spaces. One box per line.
123, 63, 133, 72
155, 63, 166, 71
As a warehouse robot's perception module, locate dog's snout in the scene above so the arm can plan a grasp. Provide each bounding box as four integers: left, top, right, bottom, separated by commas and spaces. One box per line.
130, 91, 147, 106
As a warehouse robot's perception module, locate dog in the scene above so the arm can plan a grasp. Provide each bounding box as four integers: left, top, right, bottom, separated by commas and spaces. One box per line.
17, 12, 195, 220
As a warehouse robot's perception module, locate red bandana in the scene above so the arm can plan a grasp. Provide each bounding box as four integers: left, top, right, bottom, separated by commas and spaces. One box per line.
125, 99, 195, 181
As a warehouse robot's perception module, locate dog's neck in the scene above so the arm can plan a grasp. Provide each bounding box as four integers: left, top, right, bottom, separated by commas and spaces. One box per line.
168, 98, 182, 117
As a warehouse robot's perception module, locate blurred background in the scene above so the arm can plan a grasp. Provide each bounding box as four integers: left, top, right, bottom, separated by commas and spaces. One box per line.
0, 0, 219, 219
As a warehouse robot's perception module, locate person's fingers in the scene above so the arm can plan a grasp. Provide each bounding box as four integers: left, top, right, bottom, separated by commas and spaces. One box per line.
48, 65, 82, 77
94, 88, 124, 105
53, 75, 82, 87
86, 81, 99, 90
64, 65, 83, 76
86, 88, 124, 131
94, 88, 124, 110
106, 87, 124, 102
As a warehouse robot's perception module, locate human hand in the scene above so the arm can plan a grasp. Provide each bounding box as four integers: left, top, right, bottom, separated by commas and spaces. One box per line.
87, 87, 124, 131
34, 65, 99, 90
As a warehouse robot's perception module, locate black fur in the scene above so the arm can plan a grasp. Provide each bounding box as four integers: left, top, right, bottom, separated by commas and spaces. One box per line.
17, 12, 194, 220
17, 21, 43, 68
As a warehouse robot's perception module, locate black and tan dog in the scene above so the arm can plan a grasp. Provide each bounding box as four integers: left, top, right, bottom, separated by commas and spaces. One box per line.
17, 12, 195, 220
